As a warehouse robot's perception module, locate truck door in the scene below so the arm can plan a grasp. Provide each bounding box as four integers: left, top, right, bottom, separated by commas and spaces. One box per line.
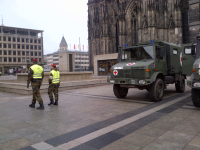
182, 46, 196, 75
155, 46, 167, 75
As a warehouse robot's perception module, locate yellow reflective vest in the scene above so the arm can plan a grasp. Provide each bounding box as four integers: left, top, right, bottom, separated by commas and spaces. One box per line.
30, 64, 43, 79
50, 70, 60, 84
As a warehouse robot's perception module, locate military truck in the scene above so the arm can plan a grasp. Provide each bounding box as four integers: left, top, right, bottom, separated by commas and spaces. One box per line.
187, 35, 200, 107
107, 40, 195, 101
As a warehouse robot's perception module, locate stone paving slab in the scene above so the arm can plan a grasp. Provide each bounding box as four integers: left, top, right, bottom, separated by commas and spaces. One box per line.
0, 84, 200, 150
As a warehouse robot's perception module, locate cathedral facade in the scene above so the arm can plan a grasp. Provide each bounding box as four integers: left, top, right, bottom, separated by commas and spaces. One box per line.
88, 0, 200, 70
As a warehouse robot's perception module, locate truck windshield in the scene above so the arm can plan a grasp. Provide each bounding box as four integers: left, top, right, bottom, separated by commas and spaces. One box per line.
121, 46, 154, 61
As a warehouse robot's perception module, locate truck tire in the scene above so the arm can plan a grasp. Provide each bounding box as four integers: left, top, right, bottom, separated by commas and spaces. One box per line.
175, 76, 185, 93
113, 84, 128, 98
191, 88, 200, 108
149, 78, 164, 102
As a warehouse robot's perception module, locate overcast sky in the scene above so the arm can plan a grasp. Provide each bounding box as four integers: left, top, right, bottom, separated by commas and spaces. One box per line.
0, 0, 88, 54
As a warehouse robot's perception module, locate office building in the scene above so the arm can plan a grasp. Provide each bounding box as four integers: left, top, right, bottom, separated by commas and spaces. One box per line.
0, 25, 44, 73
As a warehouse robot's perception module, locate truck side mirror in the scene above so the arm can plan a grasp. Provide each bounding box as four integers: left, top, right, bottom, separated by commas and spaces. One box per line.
160, 48, 165, 58
191, 45, 196, 55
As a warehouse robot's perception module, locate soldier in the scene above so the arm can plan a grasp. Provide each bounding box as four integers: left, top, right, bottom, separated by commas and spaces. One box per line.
27, 59, 45, 109
48, 64, 60, 105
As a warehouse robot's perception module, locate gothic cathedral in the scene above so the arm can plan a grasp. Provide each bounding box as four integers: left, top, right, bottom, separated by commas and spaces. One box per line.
88, 0, 200, 69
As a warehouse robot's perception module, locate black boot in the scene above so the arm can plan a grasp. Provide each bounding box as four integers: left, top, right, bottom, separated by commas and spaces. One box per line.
54, 101, 58, 105
48, 100, 54, 106
29, 103, 35, 108
37, 104, 45, 110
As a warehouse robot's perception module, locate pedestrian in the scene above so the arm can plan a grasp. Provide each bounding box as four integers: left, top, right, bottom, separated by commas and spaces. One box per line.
27, 58, 45, 109
48, 64, 60, 106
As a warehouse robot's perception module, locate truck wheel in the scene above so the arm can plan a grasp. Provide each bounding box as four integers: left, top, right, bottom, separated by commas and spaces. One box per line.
113, 84, 128, 98
150, 78, 164, 102
175, 76, 185, 93
191, 89, 200, 108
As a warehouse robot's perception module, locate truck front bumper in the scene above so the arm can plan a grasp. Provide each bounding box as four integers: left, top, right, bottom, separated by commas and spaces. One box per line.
107, 77, 153, 86
187, 80, 200, 89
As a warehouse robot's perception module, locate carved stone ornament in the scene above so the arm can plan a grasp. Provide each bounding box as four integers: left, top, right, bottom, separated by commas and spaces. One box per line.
142, 15, 148, 35
169, 28, 175, 34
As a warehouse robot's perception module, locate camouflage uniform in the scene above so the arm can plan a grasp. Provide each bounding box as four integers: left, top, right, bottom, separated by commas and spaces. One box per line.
27, 65, 44, 105
48, 83, 59, 101
48, 68, 60, 102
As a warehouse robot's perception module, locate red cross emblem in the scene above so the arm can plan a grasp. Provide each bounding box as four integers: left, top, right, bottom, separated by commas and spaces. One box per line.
127, 63, 135, 66
113, 70, 118, 75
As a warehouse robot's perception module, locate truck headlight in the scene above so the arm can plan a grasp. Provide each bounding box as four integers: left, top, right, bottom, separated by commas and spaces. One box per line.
131, 80, 135, 84
110, 80, 115, 83
194, 83, 200, 87
139, 80, 145, 84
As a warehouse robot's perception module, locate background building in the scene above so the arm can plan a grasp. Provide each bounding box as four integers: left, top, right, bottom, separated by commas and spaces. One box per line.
44, 36, 89, 72
88, 0, 200, 73
0, 25, 44, 74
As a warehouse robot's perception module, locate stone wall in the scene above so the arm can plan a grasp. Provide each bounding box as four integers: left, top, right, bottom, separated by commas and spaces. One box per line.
17, 72, 93, 83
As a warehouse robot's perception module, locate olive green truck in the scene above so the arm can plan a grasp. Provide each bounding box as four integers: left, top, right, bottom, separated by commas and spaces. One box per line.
187, 35, 200, 107
107, 40, 195, 101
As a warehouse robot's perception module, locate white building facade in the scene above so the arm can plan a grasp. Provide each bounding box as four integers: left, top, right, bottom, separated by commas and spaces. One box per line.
44, 36, 89, 71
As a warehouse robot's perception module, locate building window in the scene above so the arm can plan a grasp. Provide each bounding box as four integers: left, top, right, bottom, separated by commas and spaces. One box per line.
13, 51, 16, 55
30, 39, 33, 43
0, 50, 2, 55
26, 51, 29, 56
8, 37, 11, 41
38, 46, 41, 50
35, 52, 37, 56
18, 51, 21, 55
31, 51, 33, 56
31, 58, 33, 62
38, 39, 41, 44
0, 57, 2, 62
0, 43, 2, 48
17, 44, 20, 49
13, 44, 16, 49
22, 38, 24, 42
8, 51, 12, 55
22, 45, 25, 49
22, 51, 25, 56
34, 45, 37, 50
13, 57, 16, 62
13, 37, 16, 42
27, 58, 29, 63
26, 45, 29, 49
0, 36, 1, 41
26, 38, 29, 43
4, 44, 7, 48
39, 52, 41, 56
30, 45, 33, 50
39, 58, 41, 62
22, 58, 25, 62
4, 57, 7, 62
9, 57, 12, 62
3, 36, 6, 41
18, 57, 21, 62
17, 38, 20, 42
4, 50, 7, 55
8, 44, 11, 48
34, 39, 37, 43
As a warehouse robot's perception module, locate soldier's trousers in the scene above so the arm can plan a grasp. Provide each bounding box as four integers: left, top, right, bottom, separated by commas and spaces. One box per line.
48, 83, 59, 101
31, 81, 43, 104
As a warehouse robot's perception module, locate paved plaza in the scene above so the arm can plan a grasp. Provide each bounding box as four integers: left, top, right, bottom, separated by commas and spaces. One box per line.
0, 81, 200, 150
